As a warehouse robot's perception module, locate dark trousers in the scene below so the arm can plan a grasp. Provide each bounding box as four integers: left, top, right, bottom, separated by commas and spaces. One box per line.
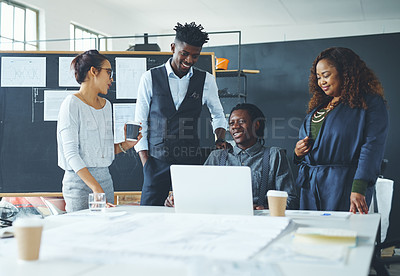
140, 157, 171, 206
300, 184, 374, 211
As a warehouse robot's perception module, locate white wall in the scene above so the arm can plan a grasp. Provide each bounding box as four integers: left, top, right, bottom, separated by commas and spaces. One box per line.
239, 19, 400, 45
17, 0, 400, 50
18, 0, 140, 51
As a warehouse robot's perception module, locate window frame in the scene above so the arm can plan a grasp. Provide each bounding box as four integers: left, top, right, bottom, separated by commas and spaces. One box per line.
0, 0, 39, 50
70, 23, 108, 51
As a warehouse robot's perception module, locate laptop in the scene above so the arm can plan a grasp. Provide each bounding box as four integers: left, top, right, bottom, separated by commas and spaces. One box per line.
170, 165, 254, 216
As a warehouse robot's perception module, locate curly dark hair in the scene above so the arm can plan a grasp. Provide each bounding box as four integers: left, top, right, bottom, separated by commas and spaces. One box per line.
174, 22, 209, 47
230, 103, 266, 145
307, 47, 384, 113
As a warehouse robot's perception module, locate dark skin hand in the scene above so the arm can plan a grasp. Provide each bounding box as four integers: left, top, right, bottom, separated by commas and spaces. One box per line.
164, 193, 174, 207
294, 136, 312, 157
215, 127, 232, 150
350, 192, 368, 214
216, 140, 232, 150
138, 150, 149, 166
253, 205, 264, 210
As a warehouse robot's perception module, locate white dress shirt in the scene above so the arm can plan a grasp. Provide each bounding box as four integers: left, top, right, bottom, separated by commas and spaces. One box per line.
134, 59, 228, 152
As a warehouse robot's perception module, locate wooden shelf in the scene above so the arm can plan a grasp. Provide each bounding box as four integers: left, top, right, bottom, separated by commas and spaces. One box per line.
216, 69, 260, 77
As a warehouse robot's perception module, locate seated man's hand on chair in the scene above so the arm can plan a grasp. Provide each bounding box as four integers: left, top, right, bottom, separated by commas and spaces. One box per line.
164, 193, 174, 207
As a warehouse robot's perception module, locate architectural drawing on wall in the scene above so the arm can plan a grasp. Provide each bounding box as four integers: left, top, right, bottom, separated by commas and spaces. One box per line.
43, 90, 76, 121
115, 57, 146, 99
1, 57, 46, 87
59, 57, 80, 87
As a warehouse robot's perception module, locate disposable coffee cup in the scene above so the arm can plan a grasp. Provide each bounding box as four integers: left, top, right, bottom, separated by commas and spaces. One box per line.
126, 121, 140, 141
13, 217, 44, 261
267, 190, 288, 217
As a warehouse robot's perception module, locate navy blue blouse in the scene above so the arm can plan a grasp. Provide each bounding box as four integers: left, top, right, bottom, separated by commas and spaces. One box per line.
296, 94, 389, 211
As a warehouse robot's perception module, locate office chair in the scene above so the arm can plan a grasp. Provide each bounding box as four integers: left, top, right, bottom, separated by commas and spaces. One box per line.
371, 159, 400, 276
372, 240, 400, 276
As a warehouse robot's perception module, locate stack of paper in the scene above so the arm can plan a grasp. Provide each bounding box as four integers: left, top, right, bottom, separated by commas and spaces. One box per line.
287, 227, 357, 263
293, 227, 357, 247
40, 213, 291, 264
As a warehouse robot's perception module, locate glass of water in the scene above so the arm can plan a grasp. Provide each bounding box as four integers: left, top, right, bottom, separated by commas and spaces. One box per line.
88, 193, 106, 211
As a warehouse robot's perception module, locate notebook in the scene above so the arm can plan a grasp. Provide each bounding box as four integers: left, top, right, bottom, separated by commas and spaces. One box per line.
170, 165, 254, 216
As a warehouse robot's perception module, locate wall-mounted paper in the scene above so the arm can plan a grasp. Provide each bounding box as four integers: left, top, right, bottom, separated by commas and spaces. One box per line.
1, 57, 46, 87
113, 103, 136, 143
116, 57, 146, 99
44, 90, 76, 121
59, 57, 80, 87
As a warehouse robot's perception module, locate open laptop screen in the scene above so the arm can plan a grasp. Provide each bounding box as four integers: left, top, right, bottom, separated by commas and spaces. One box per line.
170, 165, 254, 216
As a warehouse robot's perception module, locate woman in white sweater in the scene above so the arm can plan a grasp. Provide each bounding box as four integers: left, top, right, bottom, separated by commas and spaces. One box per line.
57, 50, 141, 212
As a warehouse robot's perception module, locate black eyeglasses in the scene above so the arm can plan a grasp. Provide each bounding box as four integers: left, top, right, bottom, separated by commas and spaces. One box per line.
99, 67, 114, 79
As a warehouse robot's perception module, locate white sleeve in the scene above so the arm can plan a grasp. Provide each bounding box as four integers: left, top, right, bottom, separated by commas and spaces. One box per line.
203, 73, 228, 132
134, 71, 152, 152
58, 98, 86, 172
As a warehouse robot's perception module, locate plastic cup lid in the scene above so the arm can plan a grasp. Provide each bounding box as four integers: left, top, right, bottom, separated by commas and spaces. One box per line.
13, 217, 43, 227
267, 190, 288, 197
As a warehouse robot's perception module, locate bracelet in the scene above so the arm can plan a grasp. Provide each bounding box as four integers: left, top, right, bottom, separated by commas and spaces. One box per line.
119, 143, 127, 154
215, 138, 225, 144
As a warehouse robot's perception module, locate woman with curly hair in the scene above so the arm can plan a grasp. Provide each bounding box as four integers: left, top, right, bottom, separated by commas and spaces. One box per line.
294, 47, 388, 214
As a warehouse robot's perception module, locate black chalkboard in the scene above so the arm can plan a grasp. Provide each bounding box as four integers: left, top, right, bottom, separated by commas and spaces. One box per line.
0, 51, 215, 193
205, 32, 400, 242
206, 33, 400, 180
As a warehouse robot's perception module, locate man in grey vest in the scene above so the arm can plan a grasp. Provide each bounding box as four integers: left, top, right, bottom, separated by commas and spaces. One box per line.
135, 22, 229, 206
